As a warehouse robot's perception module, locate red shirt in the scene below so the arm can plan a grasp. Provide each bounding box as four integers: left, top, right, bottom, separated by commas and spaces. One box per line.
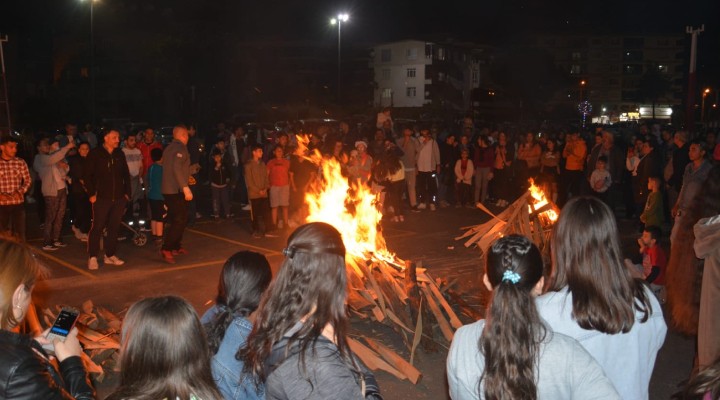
267, 158, 290, 187
137, 140, 163, 177
644, 245, 667, 285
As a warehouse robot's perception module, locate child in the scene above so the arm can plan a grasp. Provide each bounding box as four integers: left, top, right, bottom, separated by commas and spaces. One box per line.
589, 155, 612, 203
209, 148, 232, 219
625, 225, 667, 304
639, 176, 664, 229
266, 145, 290, 229
454, 149, 474, 207
146, 148, 165, 244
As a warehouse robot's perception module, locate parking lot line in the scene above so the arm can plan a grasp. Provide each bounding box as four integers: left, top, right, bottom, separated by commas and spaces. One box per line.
154, 259, 226, 273
186, 228, 283, 255
33, 250, 98, 280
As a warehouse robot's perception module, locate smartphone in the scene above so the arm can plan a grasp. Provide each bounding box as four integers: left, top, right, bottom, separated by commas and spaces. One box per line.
46, 308, 79, 342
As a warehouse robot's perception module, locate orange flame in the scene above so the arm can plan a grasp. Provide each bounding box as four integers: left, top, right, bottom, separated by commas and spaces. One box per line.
528, 178, 559, 222
296, 135, 401, 267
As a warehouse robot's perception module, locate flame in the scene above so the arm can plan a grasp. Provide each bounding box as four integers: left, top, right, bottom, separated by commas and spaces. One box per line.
296, 135, 402, 267
527, 178, 559, 222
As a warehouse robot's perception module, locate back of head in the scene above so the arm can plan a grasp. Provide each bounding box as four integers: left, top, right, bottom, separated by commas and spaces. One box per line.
481, 235, 544, 400
206, 251, 272, 354
114, 296, 220, 400
0, 237, 43, 330
241, 222, 350, 380
550, 196, 651, 333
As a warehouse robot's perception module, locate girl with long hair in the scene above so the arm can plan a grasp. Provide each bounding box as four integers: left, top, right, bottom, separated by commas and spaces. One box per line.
106, 296, 222, 400
536, 196, 667, 400
0, 236, 95, 399
201, 251, 272, 400
447, 234, 618, 399
239, 222, 382, 400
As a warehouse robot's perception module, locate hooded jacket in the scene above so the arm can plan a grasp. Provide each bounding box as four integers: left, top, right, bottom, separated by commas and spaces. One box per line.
83, 146, 131, 200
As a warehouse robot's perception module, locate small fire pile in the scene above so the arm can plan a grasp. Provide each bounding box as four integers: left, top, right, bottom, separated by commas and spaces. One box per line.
298, 136, 462, 383
457, 179, 559, 255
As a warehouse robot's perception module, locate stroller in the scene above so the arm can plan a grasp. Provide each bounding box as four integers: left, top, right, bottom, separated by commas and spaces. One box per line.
121, 220, 148, 246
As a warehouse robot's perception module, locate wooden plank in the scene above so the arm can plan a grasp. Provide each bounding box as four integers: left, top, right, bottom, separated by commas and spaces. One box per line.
364, 337, 422, 384
347, 338, 407, 381
371, 306, 385, 322
420, 283, 454, 342
426, 279, 463, 329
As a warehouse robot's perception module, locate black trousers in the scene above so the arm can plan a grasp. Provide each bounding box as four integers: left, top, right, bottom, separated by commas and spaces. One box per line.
416, 171, 437, 205
250, 197, 272, 233
71, 191, 92, 233
163, 193, 188, 251
0, 203, 25, 240
88, 198, 127, 258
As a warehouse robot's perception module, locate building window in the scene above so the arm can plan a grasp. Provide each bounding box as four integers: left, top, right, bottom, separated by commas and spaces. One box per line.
407, 68, 416, 78
438, 72, 445, 82
406, 87, 416, 97
381, 49, 391, 62
570, 65, 581, 74
658, 64, 668, 74
623, 64, 642, 75
406, 48, 418, 60
425, 43, 433, 58
623, 50, 643, 62
623, 37, 644, 48
382, 88, 392, 98
472, 69, 479, 85
382, 69, 391, 80
437, 48, 445, 61
657, 39, 669, 46
571, 52, 582, 60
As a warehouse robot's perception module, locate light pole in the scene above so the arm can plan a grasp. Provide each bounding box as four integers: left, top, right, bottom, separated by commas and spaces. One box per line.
81, 0, 98, 125
330, 13, 349, 104
701, 88, 711, 124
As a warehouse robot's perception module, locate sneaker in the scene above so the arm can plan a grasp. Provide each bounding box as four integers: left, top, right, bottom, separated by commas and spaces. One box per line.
417, 203, 427, 210
172, 248, 188, 256
439, 200, 450, 208
79, 234, 88, 242
103, 255, 125, 266
42, 244, 57, 251
160, 250, 176, 264
241, 204, 252, 211
429, 203, 436, 211
53, 240, 67, 248
88, 257, 99, 270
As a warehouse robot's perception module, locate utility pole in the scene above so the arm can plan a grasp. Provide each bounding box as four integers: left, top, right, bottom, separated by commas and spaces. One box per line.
685, 25, 704, 133
0, 35, 11, 136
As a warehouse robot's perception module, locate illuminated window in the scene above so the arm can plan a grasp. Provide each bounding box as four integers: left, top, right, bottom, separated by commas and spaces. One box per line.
658, 65, 668, 73
407, 68, 416, 78
571, 52, 582, 60
570, 65, 581, 74
437, 48, 445, 61
406, 87, 416, 97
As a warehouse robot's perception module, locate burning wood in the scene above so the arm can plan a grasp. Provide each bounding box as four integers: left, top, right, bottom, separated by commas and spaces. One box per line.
457, 179, 559, 255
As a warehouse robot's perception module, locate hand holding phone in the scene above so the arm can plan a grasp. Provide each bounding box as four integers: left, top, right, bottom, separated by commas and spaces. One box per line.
42, 308, 83, 361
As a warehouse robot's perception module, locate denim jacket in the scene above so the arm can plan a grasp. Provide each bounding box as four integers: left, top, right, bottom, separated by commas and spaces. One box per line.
201, 306, 263, 400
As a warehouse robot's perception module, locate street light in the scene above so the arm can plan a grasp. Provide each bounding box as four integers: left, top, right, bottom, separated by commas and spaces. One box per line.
579, 80, 586, 101
81, 0, 98, 125
701, 88, 711, 123
330, 13, 349, 104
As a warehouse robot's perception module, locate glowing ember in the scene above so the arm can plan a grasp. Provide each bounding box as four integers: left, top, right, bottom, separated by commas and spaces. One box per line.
527, 178, 559, 222
297, 136, 401, 266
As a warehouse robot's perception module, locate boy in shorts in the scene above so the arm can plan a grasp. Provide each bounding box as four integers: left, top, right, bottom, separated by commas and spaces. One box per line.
266, 145, 290, 229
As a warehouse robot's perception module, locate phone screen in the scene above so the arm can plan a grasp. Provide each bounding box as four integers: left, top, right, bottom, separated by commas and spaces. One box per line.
49, 310, 79, 338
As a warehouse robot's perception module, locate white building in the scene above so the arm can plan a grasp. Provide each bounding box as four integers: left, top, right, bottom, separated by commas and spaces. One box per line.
372, 40, 433, 108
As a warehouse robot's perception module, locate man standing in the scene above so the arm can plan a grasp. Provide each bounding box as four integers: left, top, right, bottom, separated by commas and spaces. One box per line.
416, 128, 441, 211
667, 131, 690, 210
397, 127, 420, 211
160, 125, 192, 264
84, 130, 131, 270
33, 138, 74, 251
0, 135, 32, 240
671, 142, 712, 243
229, 126, 249, 208
137, 128, 162, 179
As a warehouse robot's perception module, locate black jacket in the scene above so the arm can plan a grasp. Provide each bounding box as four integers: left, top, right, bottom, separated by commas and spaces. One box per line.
0, 330, 95, 400
83, 146, 131, 200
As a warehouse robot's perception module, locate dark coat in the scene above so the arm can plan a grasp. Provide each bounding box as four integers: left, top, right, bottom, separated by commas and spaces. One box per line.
83, 146, 131, 200
0, 330, 95, 400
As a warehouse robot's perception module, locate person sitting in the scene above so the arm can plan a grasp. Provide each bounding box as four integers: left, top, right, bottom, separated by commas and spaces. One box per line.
0, 236, 95, 399
239, 222, 382, 400
447, 234, 618, 399
105, 296, 222, 400
202, 251, 272, 400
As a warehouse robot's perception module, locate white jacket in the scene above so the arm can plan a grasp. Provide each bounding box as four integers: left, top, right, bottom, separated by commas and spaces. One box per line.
454, 159, 474, 185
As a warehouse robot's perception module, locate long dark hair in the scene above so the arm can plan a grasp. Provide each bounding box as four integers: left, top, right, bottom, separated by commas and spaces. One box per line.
108, 296, 222, 400
239, 222, 355, 381
480, 234, 545, 400
548, 196, 652, 333
204, 251, 272, 355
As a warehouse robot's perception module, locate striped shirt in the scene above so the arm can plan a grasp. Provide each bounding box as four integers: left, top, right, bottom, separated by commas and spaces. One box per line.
0, 157, 31, 205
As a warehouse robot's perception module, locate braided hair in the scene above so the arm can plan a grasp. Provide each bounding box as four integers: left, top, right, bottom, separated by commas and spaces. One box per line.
480, 234, 545, 400
204, 251, 272, 355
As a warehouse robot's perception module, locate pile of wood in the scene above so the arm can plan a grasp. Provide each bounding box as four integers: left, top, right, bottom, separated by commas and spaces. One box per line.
344, 255, 468, 384
456, 192, 558, 256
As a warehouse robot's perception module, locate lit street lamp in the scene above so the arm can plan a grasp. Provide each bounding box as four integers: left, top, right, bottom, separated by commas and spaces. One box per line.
701, 88, 710, 123
330, 13, 349, 104
81, 0, 98, 125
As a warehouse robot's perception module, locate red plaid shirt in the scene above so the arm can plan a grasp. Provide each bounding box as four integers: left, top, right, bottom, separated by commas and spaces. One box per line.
0, 157, 31, 205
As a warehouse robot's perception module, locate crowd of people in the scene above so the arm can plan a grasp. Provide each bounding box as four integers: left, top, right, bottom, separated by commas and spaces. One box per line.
0, 108, 720, 399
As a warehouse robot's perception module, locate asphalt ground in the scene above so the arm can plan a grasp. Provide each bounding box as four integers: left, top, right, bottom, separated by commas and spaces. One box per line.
26, 196, 693, 399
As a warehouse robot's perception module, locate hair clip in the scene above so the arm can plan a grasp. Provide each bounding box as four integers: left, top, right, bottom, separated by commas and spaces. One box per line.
502, 270, 521, 284
282, 247, 295, 258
